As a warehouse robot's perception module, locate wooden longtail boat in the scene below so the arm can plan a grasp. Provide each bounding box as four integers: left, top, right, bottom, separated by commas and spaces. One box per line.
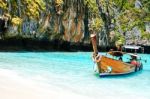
90, 34, 143, 77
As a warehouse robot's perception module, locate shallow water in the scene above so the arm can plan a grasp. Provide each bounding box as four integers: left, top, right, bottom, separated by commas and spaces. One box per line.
0, 52, 150, 99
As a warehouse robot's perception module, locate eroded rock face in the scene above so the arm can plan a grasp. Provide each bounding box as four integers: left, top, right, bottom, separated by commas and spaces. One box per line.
0, 14, 10, 38
1, 0, 150, 47
51, 0, 85, 43
62, 8, 84, 42
125, 27, 150, 46
35, 0, 86, 43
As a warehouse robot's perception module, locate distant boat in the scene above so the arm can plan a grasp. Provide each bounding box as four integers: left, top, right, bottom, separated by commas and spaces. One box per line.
90, 34, 143, 77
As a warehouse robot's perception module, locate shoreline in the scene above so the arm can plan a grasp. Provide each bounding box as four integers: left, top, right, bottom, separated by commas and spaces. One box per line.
0, 38, 93, 52
0, 37, 118, 52
0, 69, 92, 99
0, 38, 150, 53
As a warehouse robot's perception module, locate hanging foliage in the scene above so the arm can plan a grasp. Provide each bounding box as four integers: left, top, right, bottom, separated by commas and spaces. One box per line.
0, 0, 7, 9
23, 0, 46, 19
11, 17, 22, 25
55, 0, 64, 6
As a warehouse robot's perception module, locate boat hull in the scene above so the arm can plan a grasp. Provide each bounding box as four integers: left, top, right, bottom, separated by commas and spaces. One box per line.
96, 55, 142, 77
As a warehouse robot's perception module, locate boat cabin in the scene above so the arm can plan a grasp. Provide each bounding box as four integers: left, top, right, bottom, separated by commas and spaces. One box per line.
122, 45, 144, 53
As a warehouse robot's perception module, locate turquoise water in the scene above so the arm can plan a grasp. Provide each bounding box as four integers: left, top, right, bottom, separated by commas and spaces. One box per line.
0, 52, 150, 99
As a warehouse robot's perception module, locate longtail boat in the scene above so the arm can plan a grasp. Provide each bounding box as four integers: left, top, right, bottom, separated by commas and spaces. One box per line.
90, 34, 143, 77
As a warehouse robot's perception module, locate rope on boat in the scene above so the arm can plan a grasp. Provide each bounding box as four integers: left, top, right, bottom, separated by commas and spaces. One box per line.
94, 54, 102, 62
93, 63, 98, 72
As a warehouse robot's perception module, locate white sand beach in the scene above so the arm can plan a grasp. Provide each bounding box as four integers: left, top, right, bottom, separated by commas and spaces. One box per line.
0, 69, 92, 99
0, 69, 149, 99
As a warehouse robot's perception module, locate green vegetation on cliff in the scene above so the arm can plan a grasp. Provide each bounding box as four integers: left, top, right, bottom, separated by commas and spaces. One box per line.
0, 0, 150, 46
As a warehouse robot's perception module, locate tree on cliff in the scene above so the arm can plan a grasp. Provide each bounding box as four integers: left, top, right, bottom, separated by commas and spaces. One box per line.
84, 0, 127, 46
85, 0, 150, 46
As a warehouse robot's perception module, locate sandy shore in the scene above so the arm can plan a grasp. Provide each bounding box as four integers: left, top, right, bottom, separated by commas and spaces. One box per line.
0, 69, 92, 99
0, 69, 149, 99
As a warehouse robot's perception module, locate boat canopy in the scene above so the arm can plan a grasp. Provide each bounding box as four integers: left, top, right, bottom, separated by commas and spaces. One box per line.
122, 45, 142, 49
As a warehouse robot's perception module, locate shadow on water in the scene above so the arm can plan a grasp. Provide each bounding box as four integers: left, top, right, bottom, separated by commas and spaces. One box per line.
93, 71, 143, 79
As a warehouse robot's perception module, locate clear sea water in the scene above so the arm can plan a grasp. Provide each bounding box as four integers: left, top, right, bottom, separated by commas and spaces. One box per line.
0, 52, 150, 99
